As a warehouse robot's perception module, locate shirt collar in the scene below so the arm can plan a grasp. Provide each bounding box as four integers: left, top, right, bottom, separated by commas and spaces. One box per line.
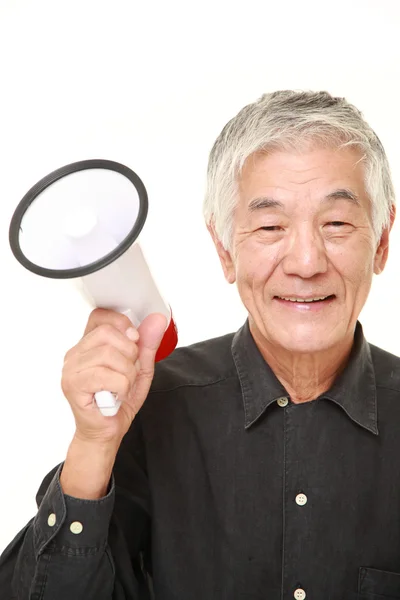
231, 319, 378, 435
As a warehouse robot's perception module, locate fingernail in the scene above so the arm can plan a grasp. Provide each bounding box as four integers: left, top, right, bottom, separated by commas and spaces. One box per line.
126, 327, 139, 341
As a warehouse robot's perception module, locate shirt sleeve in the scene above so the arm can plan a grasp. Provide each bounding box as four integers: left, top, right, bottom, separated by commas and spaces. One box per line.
0, 415, 153, 600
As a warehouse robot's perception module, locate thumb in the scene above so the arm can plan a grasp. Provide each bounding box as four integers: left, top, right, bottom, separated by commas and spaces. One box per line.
134, 313, 168, 398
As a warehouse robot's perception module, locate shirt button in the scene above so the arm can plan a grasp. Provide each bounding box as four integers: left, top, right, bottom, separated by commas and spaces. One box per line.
296, 493, 308, 506
294, 589, 306, 600
70, 521, 84, 535
277, 396, 289, 407
47, 513, 56, 527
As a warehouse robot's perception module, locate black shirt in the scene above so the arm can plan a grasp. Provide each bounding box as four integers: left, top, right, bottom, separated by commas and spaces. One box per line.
2, 319, 400, 600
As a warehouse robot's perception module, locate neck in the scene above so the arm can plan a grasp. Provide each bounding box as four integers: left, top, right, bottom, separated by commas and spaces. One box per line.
249, 319, 354, 404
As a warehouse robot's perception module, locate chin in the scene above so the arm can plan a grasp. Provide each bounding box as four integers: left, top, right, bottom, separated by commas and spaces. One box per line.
275, 337, 332, 354
266, 322, 346, 355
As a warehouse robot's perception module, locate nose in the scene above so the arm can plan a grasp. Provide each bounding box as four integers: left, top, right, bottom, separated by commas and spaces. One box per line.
281, 225, 328, 278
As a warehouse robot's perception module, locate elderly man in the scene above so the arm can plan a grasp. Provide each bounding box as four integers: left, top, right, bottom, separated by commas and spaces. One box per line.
1, 90, 399, 600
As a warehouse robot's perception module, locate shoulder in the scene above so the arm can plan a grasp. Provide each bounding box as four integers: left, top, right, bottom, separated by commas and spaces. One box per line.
149, 330, 237, 394
369, 342, 400, 393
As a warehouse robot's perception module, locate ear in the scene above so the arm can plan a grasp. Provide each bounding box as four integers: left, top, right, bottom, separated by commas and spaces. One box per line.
374, 206, 396, 274
207, 222, 236, 284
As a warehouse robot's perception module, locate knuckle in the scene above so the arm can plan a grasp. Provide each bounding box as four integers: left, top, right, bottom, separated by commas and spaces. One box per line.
92, 366, 108, 390
61, 369, 79, 400
94, 311, 132, 333
90, 324, 117, 347
100, 344, 117, 363
86, 308, 105, 328
140, 364, 154, 379
116, 314, 132, 330
98, 323, 116, 337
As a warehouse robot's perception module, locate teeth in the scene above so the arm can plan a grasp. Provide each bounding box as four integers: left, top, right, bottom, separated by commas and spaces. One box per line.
279, 296, 328, 303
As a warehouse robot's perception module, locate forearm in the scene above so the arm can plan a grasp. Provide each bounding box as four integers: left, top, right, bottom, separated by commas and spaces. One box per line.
60, 434, 121, 499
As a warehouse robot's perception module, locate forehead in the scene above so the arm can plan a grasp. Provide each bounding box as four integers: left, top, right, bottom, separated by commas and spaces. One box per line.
238, 146, 367, 207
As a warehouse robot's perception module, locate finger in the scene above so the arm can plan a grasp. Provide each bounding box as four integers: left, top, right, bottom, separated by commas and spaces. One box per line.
69, 367, 132, 406
67, 324, 139, 363
83, 308, 135, 337
67, 345, 139, 382
134, 313, 168, 400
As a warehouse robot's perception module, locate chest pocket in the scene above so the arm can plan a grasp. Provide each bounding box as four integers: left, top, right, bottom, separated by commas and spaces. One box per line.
358, 567, 400, 599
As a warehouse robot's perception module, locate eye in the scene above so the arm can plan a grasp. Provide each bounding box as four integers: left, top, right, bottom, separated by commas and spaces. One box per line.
259, 226, 282, 231
327, 221, 347, 227
324, 221, 354, 236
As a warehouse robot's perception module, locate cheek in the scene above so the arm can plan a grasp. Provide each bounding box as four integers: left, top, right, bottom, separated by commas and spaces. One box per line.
235, 241, 279, 285
328, 243, 375, 289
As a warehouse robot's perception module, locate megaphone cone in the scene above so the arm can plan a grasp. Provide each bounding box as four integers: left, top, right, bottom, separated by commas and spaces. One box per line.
9, 159, 178, 416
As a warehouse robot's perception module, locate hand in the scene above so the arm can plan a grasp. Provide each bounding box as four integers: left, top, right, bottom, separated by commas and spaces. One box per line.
61, 308, 167, 446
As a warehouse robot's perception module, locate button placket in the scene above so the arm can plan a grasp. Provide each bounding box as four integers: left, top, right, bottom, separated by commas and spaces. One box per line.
282, 399, 310, 599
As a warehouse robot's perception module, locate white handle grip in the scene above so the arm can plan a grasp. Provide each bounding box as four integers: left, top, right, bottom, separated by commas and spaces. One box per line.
95, 391, 122, 417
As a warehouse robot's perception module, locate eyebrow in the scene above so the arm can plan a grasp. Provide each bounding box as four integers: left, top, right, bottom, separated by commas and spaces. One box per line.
248, 188, 360, 212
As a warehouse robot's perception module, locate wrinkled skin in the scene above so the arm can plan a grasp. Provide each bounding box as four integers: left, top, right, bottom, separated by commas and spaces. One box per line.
209, 146, 395, 402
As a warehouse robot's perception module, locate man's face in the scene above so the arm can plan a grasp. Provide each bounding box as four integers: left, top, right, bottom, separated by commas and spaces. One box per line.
212, 146, 393, 353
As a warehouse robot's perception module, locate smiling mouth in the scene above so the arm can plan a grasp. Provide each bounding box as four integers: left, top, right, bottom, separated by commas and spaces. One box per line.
275, 295, 336, 303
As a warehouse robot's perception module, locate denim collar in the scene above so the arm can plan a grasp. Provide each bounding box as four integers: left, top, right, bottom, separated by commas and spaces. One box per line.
231, 319, 378, 435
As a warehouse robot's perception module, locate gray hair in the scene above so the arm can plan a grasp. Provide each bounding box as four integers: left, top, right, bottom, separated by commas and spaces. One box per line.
203, 90, 395, 251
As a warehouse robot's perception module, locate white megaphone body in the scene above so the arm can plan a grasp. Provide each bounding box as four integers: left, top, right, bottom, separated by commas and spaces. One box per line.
9, 159, 178, 416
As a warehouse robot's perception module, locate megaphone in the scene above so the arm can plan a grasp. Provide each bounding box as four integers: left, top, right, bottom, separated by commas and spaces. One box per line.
8, 159, 178, 417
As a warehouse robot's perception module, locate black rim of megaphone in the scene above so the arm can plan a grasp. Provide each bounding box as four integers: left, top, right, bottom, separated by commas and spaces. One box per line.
9, 159, 149, 279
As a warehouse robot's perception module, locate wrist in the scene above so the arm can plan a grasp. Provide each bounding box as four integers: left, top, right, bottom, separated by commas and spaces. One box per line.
73, 430, 123, 454
60, 435, 119, 499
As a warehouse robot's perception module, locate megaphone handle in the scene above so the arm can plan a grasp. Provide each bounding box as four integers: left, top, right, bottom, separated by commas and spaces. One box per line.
93, 308, 135, 417
95, 391, 121, 417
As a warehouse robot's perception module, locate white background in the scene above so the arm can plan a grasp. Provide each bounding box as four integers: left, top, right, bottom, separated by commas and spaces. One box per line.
1, 0, 400, 553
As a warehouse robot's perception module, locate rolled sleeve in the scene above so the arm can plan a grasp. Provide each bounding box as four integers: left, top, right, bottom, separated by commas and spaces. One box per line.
33, 464, 115, 558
